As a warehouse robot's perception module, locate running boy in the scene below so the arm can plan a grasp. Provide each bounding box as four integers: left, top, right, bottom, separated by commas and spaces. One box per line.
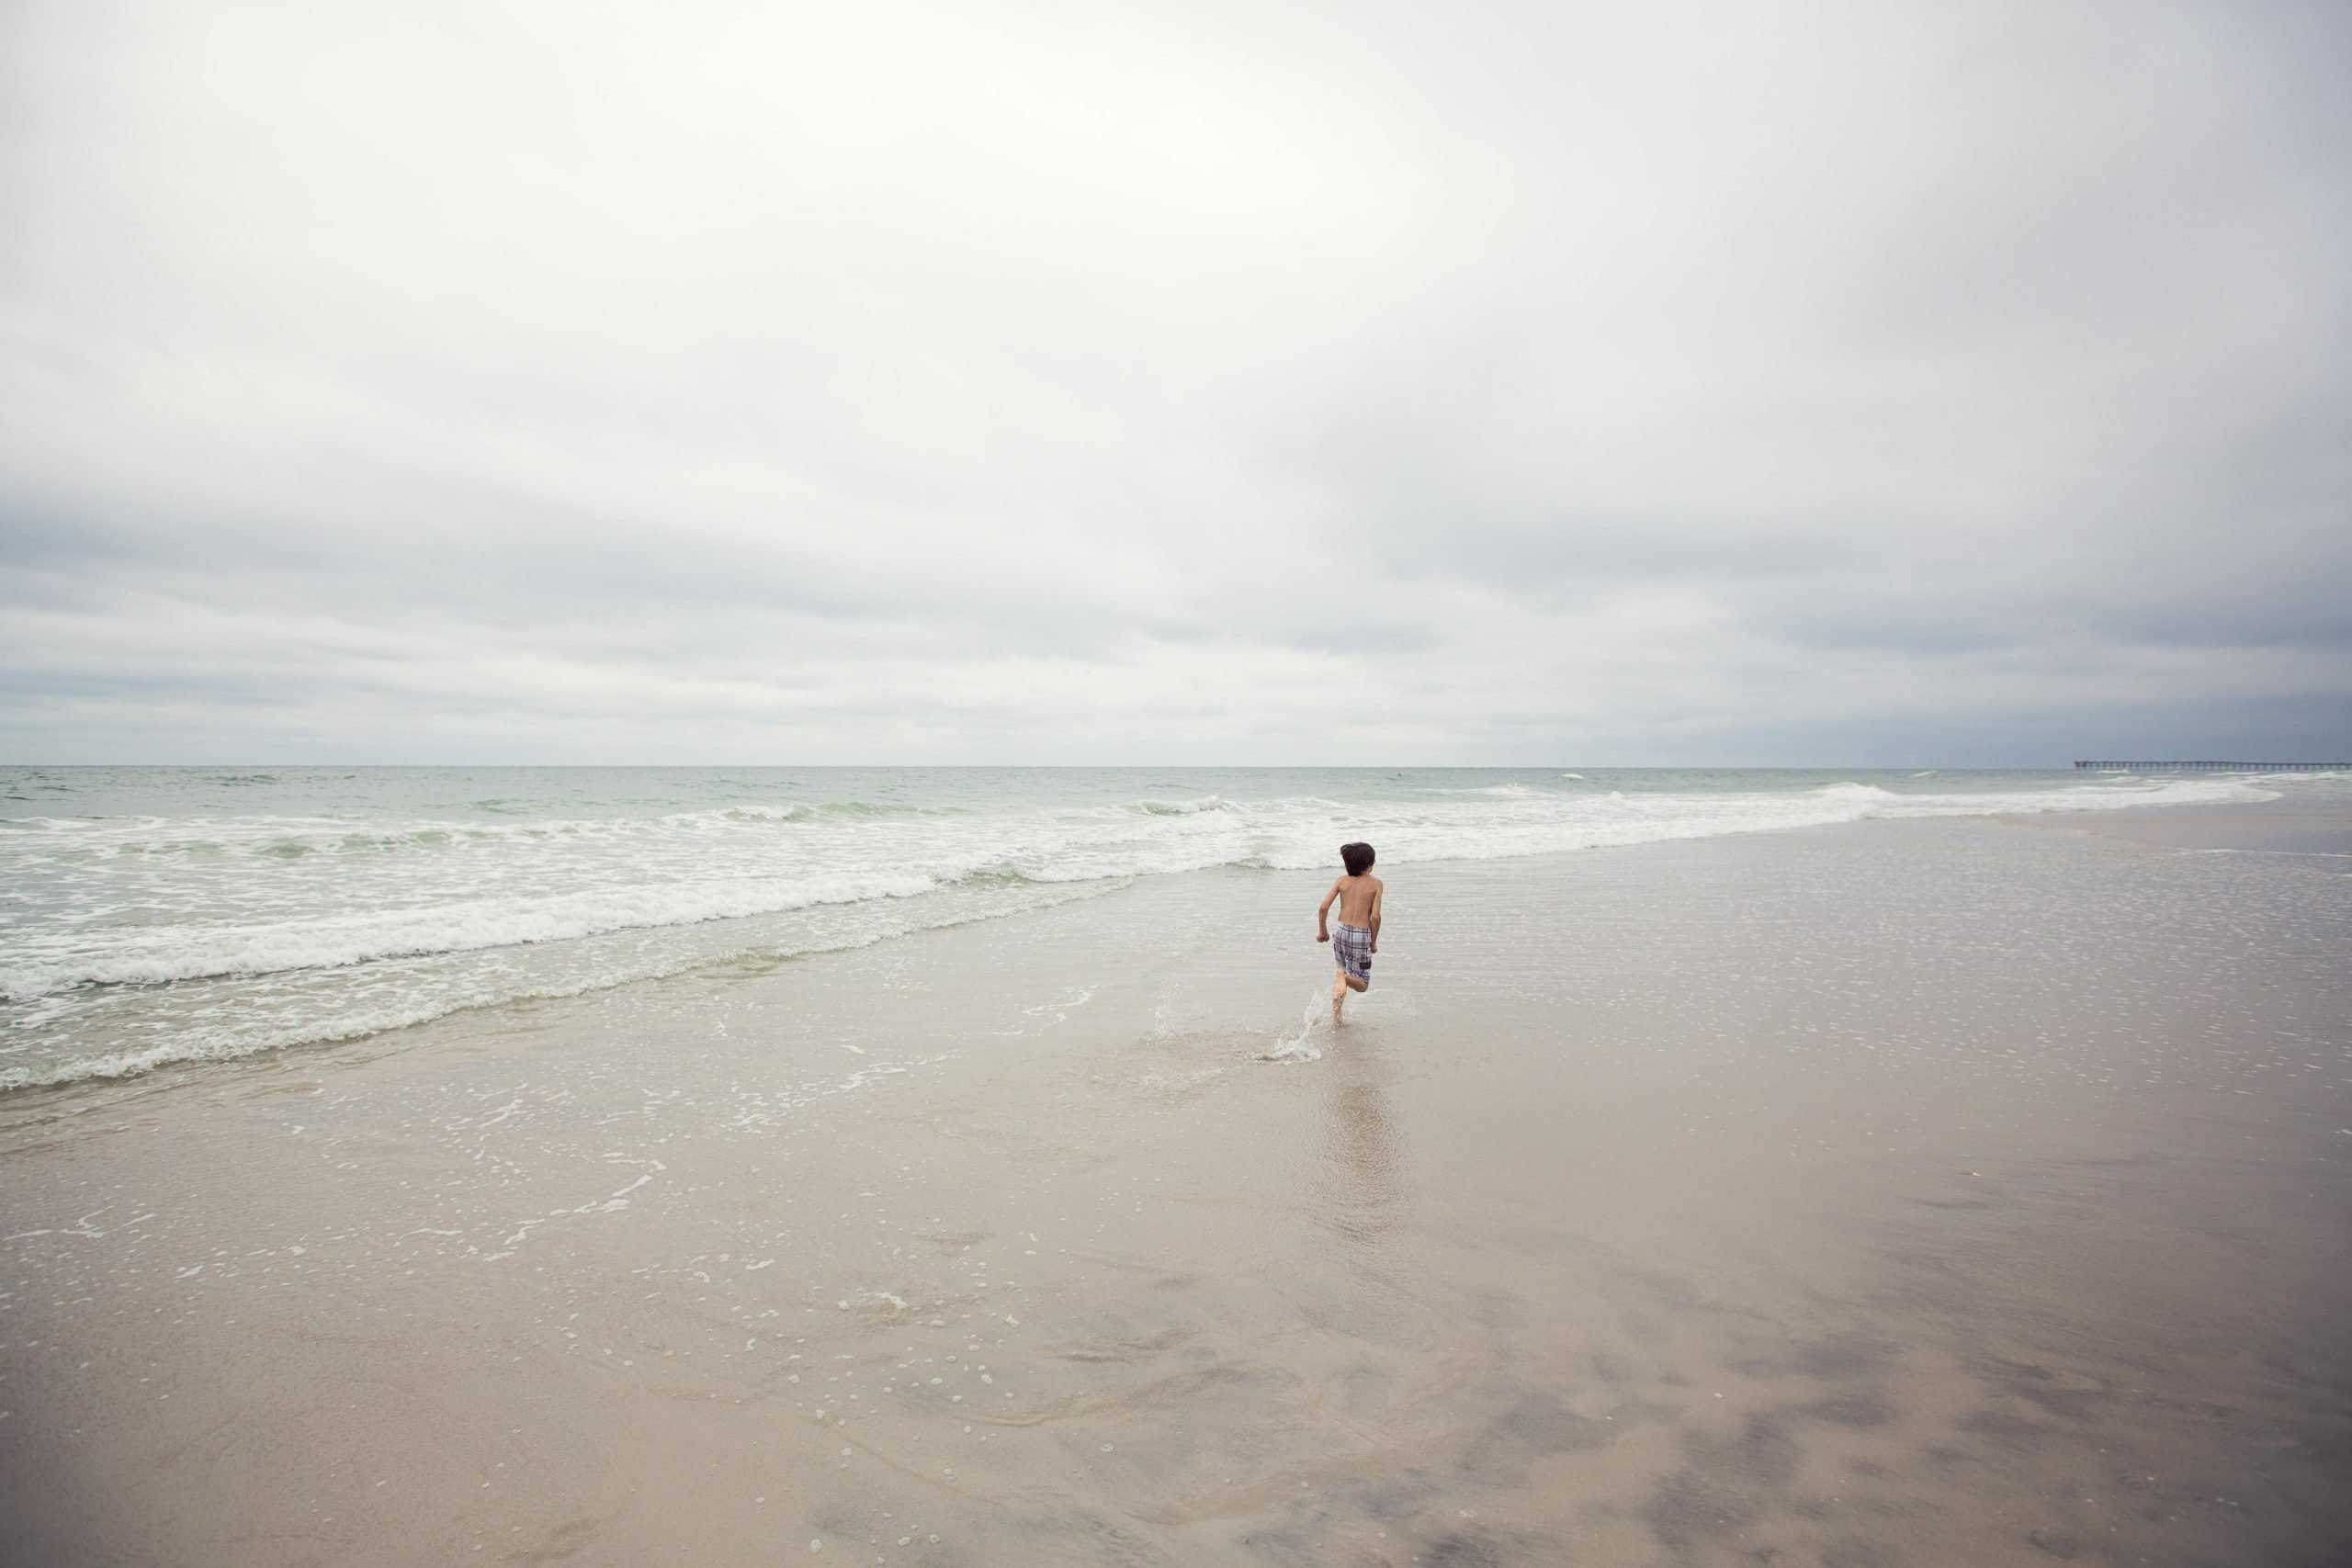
1316, 841, 1383, 1025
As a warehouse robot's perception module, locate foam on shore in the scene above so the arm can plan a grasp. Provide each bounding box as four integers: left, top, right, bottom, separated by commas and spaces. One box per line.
0, 769, 2296, 1090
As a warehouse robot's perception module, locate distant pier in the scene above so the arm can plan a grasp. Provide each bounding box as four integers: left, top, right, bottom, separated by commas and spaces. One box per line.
2075, 760, 2346, 773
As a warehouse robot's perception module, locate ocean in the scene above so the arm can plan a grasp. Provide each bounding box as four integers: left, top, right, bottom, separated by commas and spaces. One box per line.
0, 764, 2297, 1090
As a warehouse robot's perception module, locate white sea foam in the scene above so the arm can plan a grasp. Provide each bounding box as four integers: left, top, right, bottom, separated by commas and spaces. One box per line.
1, 767, 2285, 1089
0, 880, 1104, 1090
1126, 795, 1236, 816
0, 870, 941, 999
4, 984, 602, 1090
1422, 783, 1542, 796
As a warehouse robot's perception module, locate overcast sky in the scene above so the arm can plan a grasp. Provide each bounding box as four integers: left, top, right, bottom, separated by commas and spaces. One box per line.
3, 1, 2346, 764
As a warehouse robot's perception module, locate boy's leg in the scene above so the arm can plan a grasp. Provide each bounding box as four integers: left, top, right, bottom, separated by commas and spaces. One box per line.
1331, 968, 1347, 1023
1344, 972, 1369, 993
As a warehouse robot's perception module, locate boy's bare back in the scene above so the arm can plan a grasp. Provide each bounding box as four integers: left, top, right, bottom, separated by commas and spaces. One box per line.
1329, 873, 1382, 927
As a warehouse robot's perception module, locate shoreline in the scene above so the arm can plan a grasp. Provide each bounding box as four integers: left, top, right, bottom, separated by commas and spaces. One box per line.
2003, 787, 2352, 860
4, 777, 2328, 1107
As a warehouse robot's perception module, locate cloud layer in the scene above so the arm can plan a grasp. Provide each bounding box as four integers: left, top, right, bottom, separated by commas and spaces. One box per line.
4, 0, 2346, 762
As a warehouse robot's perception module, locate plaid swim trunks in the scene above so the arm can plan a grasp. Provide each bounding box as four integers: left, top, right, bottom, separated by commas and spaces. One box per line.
1331, 921, 1374, 982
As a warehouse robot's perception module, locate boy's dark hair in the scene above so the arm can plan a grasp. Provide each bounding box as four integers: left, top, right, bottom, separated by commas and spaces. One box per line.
1341, 841, 1375, 875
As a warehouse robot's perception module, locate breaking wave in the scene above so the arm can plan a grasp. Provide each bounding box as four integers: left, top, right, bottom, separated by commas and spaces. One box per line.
0, 870, 943, 1000
1, 769, 2282, 1089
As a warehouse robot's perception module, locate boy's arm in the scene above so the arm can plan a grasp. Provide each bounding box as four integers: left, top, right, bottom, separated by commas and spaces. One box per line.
1317, 878, 1340, 942
1369, 884, 1383, 951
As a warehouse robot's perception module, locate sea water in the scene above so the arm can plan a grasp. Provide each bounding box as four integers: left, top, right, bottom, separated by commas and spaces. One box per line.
0, 765, 2299, 1089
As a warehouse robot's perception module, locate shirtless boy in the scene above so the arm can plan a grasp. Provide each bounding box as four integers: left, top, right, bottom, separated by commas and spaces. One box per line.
1316, 841, 1384, 1025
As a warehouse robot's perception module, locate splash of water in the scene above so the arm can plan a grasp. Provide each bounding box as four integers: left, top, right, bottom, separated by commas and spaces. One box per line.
1261, 988, 1326, 1061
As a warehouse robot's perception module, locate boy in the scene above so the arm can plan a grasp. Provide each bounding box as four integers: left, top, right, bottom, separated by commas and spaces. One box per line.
1316, 840, 1383, 1025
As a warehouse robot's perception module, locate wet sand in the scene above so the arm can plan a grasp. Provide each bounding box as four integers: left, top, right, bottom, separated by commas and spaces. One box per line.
3, 811, 2348, 1566
2007, 787, 2352, 861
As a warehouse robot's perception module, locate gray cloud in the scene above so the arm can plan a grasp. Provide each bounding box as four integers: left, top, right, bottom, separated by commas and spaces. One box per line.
2, 0, 2346, 763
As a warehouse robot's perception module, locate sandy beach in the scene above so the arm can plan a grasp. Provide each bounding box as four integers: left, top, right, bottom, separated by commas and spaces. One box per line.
3, 800, 2348, 1567
2009, 793, 2352, 862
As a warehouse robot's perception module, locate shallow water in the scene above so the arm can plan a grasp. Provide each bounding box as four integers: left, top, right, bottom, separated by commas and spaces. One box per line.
3, 764, 2321, 1089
